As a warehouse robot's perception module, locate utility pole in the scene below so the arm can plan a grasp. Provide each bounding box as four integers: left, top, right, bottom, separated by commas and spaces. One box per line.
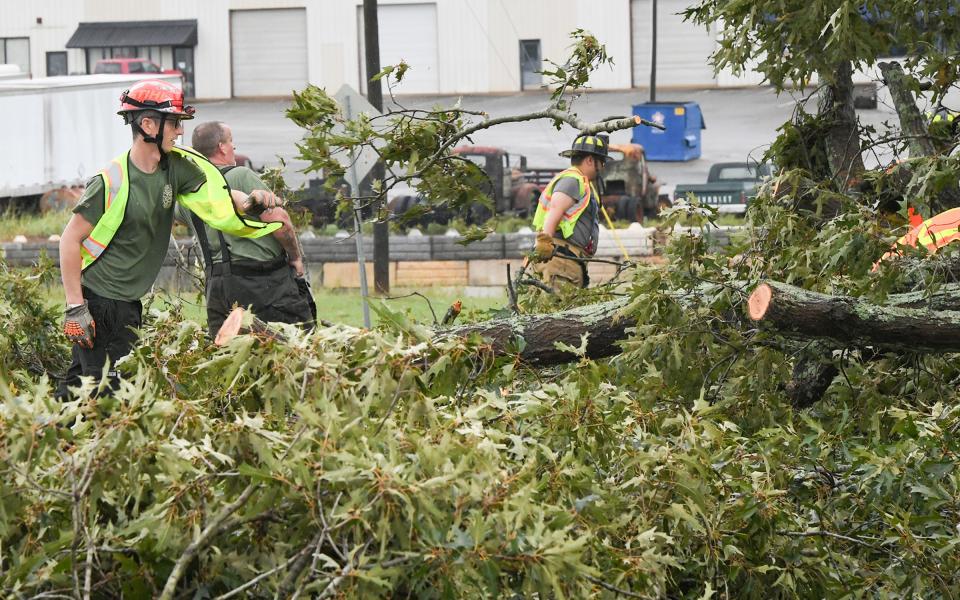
650, 0, 658, 102
363, 0, 390, 294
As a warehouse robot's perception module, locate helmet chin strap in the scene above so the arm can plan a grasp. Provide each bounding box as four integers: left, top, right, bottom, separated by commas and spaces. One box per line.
132, 113, 170, 170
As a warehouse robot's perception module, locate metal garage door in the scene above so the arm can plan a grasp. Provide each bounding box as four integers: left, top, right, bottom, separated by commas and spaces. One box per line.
231, 8, 307, 97
631, 0, 717, 88
359, 3, 438, 94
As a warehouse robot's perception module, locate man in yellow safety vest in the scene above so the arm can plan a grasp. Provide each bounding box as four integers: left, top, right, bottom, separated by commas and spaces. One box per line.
530, 134, 608, 288
57, 79, 282, 399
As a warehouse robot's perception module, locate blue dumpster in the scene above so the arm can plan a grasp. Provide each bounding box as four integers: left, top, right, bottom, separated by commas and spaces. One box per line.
631, 102, 705, 161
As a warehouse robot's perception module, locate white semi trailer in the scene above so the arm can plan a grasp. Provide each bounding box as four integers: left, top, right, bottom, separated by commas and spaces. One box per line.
0, 73, 182, 206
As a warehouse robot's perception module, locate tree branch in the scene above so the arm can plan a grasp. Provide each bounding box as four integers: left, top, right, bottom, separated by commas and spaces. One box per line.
583, 573, 646, 598
213, 549, 306, 600
159, 482, 260, 600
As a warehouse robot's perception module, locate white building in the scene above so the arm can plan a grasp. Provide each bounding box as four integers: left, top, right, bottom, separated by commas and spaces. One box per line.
0, 0, 761, 100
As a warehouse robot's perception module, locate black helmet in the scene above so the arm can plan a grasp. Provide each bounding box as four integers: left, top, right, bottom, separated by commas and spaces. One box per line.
560, 133, 609, 160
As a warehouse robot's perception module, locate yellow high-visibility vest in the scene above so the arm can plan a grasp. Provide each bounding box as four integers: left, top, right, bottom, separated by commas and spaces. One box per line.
80, 146, 280, 270
532, 167, 597, 240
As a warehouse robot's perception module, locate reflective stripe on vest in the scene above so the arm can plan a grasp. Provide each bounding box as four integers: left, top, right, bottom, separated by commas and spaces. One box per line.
911, 207, 960, 251
80, 158, 128, 267
80, 148, 281, 271
532, 168, 595, 239
876, 207, 960, 267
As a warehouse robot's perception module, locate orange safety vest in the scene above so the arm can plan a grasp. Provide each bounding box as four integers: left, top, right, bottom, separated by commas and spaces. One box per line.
876, 207, 960, 266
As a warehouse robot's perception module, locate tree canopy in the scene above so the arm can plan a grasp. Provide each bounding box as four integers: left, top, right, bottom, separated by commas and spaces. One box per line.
686, 0, 960, 95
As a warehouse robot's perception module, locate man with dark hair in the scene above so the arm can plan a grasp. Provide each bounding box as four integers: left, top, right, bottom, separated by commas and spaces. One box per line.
58, 79, 283, 399
530, 134, 608, 288
182, 121, 315, 338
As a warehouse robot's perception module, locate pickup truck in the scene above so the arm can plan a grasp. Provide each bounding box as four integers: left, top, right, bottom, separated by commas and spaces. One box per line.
673, 162, 774, 214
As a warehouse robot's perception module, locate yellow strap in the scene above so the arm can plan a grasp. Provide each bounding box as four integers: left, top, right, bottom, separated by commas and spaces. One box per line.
599, 203, 631, 261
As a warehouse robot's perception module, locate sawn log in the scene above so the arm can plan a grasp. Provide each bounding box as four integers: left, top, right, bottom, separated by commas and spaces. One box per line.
748, 280, 960, 352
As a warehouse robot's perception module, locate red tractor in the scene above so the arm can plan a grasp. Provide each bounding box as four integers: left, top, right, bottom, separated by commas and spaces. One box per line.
454, 143, 669, 224
386, 144, 668, 226
451, 146, 545, 221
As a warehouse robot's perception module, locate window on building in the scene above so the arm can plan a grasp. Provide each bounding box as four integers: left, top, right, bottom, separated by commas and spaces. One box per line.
46, 51, 68, 76
173, 46, 195, 97
1, 37, 31, 76
519, 40, 542, 90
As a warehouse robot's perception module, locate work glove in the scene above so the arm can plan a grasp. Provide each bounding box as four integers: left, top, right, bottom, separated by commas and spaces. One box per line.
64, 301, 96, 349
532, 232, 556, 262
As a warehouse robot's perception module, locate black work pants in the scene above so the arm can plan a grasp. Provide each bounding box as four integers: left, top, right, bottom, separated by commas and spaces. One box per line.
56, 287, 142, 400
205, 261, 316, 339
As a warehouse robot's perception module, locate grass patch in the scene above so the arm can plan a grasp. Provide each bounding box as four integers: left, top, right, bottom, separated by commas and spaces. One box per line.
317, 287, 507, 328
37, 281, 507, 330
0, 208, 71, 242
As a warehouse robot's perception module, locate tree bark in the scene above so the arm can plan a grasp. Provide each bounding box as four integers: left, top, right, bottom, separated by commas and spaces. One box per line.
442, 296, 635, 366
785, 342, 840, 409
819, 60, 865, 190
763, 281, 960, 408
748, 280, 960, 352
878, 61, 937, 158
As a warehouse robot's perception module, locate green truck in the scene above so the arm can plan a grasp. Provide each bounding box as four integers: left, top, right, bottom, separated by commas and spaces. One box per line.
673, 161, 774, 214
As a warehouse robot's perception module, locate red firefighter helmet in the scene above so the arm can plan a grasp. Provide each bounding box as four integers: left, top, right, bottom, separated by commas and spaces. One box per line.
117, 79, 195, 123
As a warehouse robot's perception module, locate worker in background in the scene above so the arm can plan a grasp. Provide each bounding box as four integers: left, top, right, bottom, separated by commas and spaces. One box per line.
184, 121, 315, 338
927, 107, 959, 154
530, 134, 608, 288
57, 79, 282, 400
875, 205, 960, 269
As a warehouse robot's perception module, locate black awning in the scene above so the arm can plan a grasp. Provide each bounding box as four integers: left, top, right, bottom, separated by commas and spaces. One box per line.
66, 20, 197, 48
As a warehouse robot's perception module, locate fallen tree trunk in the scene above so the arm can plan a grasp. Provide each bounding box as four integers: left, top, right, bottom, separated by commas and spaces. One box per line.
447, 279, 960, 369
442, 296, 635, 366
775, 282, 960, 407
748, 280, 960, 352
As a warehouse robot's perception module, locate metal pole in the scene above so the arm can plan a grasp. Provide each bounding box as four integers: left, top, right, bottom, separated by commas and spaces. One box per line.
364, 0, 390, 295
345, 95, 372, 328
353, 199, 372, 329
650, 0, 658, 103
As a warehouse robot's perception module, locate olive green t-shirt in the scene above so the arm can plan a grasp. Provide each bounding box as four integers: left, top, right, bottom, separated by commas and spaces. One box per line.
75, 154, 206, 301
177, 166, 282, 264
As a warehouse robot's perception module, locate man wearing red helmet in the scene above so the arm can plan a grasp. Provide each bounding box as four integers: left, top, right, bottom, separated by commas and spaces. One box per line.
57, 79, 283, 400
529, 134, 608, 289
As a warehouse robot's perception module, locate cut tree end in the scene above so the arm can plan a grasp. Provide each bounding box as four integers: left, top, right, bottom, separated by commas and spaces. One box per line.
215, 307, 245, 346
748, 284, 772, 321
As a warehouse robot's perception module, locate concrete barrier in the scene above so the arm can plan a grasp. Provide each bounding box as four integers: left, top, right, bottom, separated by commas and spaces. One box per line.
2, 226, 732, 289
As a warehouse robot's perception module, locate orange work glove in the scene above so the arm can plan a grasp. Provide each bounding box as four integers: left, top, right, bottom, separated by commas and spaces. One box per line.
533, 232, 556, 262
64, 301, 96, 349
